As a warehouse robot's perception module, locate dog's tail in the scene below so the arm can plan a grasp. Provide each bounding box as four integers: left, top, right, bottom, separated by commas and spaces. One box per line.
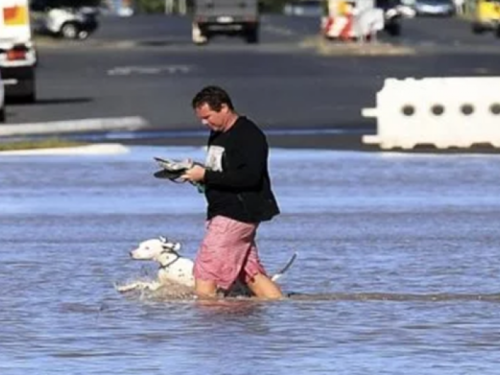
271, 252, 298, 282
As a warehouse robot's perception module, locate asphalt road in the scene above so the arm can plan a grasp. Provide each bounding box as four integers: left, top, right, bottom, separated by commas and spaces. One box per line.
5, 14, 500, 149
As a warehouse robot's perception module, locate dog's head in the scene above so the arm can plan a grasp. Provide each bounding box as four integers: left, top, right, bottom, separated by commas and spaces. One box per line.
130, 236, 181, 261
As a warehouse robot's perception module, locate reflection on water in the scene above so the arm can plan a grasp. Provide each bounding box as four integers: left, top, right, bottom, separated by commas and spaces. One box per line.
2, 146, 500, 375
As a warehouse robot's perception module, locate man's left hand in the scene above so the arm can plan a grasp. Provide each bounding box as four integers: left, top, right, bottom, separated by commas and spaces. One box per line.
181, 165, 206, 183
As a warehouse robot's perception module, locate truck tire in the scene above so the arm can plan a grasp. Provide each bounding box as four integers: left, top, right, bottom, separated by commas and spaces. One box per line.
23, 91, 36, 103
21, 80, 36, 103
245, 28, 259, 44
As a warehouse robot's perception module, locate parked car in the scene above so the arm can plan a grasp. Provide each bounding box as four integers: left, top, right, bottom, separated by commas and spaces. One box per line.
283, 0, 323, 16
412, 0, 455, 16
45, 7, 99, 40
30, 1, 99, 40
471, 0, 500, 36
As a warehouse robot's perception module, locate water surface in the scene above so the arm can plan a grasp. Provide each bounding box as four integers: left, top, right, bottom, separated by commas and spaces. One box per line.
1, 146, 500, 375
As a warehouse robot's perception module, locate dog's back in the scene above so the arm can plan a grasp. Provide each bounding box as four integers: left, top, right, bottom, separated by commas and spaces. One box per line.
158, 257, 195, 288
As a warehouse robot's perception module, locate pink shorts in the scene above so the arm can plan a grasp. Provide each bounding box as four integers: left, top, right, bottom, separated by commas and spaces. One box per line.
193, 215, 267, 290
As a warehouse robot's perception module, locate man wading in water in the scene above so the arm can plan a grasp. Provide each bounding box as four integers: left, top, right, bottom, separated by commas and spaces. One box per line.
182, 86, 283, 300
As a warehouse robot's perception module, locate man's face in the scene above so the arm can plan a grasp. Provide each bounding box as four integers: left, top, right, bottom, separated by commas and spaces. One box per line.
195, 102, 229, 132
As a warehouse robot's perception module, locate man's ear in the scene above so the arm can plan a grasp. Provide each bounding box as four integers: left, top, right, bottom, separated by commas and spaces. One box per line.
220, 103, 229, 113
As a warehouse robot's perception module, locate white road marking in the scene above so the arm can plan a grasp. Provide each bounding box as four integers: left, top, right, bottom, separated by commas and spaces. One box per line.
107, 65, 192, 76
262, 25, 296, 37
0, 116, 149, 136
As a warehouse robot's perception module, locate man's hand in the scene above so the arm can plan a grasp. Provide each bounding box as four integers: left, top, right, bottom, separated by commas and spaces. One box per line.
181, 165, 206, 183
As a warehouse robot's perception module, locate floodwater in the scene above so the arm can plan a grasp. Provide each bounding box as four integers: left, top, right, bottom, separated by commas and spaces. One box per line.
1, 145, 500, 375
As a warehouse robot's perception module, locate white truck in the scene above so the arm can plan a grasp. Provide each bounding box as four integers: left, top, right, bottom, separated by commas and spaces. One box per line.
0, 0, 38, 103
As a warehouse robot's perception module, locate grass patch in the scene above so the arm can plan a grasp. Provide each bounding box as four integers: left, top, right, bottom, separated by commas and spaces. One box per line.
0, 138, 87, 151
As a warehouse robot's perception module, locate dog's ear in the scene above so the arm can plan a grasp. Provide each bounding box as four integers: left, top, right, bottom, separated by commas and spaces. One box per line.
162, 241, 181, 251
159, 236, 167, 243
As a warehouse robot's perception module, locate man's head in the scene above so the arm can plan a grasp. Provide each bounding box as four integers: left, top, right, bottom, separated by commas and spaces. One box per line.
191, 86, 237, 132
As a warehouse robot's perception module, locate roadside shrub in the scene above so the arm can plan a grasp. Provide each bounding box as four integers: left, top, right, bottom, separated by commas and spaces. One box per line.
260, 0, 289, 12
135, 0, 165, 13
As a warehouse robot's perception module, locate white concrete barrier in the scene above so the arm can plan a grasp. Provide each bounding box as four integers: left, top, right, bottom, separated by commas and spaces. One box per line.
362, 77, 500, 149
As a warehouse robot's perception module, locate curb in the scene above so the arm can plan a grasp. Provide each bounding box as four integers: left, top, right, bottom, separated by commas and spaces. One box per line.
0, 143, 130, 156
0, 116, 149, 137
300, 36, 416, 56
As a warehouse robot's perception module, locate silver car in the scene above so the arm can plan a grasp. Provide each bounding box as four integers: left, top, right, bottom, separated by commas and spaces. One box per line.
413, 0, 455, 16
283, 0, 323, 17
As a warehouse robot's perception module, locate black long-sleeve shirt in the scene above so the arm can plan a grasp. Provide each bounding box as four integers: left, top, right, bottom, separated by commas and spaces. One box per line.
203, 116, 280, 223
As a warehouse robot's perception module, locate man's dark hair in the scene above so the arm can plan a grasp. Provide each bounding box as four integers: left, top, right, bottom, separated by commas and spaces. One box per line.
192, 86, 234, 112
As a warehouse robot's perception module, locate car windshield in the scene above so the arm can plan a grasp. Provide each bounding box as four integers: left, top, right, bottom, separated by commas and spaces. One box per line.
289, 0, 321, 7
30, 0, 100, 7
303, 0, 320, 5
418, 0, 452, 3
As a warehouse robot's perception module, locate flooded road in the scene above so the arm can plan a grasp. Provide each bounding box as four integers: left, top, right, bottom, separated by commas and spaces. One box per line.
1, 146, 500, 375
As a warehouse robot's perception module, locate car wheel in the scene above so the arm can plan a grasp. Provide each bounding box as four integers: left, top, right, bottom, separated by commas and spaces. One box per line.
472, 23, 485, 34
78, 30, 89, 40
61, 22, 79, 39
495, 26, 500, 38
245, 29, 259, 44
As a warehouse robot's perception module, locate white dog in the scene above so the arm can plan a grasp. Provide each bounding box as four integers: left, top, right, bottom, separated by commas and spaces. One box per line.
116, 236, 296, 296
